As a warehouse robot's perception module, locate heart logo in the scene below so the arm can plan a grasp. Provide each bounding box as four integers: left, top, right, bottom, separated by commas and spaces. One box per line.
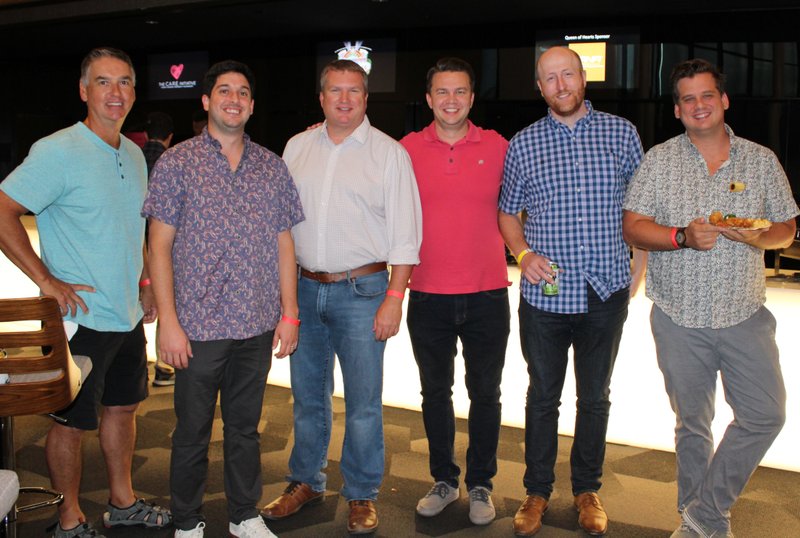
170, 64, 184, 80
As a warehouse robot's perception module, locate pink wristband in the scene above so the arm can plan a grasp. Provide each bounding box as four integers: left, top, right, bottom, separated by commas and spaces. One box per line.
386, 289, 405, 299
281, 315, 300, 326
139, 278, 152, 288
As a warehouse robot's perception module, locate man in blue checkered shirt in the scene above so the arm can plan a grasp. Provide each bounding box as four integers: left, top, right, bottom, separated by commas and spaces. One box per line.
498, 46, 643, 537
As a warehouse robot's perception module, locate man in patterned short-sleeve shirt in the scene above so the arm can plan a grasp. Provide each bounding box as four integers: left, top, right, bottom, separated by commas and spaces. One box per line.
623, 59, 798, 538
498, 46, 643, 537
143, 60, 304, 538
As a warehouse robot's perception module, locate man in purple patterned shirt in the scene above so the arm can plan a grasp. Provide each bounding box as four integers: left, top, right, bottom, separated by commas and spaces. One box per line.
143, 60, 304, 538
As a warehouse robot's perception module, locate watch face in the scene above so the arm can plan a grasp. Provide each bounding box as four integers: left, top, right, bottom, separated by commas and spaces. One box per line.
676, 230, 686, 247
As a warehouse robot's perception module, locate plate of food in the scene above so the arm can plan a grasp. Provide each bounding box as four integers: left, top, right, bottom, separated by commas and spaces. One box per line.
709, 211, 771, 230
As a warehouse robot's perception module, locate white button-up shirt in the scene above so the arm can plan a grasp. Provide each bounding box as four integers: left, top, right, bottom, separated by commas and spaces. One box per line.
284, 116, 422, 273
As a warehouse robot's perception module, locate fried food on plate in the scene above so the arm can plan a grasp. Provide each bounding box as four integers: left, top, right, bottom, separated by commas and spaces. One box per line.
709, 211, 771, 230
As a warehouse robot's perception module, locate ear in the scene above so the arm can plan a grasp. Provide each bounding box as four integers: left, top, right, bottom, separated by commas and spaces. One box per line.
536, 79, 544, 97
425, 93, 433, 109
674, 103, 680, 119
469, 92, 475, 109
721, 92, 730, 110
319, 92, 324, 109
202, 94, 210, 112
79, 81, 88, 103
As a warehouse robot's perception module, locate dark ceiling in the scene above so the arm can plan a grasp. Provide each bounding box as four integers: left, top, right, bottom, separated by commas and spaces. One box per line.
2, 0, 800, 60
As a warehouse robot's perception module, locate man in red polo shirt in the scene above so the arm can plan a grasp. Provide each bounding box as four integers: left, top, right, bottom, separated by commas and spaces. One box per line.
400, 57, 511, 527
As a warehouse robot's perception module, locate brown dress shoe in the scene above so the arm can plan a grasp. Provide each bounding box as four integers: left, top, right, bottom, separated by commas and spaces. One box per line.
347, 500, 378, 535
574, 492, 608, 535
513, 495, 548, 536
260, 481, 323, 520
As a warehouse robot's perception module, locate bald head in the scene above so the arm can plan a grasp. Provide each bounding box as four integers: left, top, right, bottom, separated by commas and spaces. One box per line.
536, 46, 584, 81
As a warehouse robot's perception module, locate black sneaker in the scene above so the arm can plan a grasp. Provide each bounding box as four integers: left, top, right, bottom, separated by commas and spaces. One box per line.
153, 367, 175, 386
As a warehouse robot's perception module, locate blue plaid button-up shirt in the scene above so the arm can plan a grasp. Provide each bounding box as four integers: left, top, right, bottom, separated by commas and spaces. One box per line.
499, 101, 643, 313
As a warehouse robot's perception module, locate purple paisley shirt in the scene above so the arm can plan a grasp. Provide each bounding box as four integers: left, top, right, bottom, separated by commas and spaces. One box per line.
143, 129, 304, 341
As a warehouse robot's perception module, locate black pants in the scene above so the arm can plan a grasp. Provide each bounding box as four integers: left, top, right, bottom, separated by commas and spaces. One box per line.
407, 288, 510, 491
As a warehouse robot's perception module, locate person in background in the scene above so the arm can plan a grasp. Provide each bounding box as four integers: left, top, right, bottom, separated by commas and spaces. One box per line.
0, 46, 170, 538
498, 46, 643, 537
192, 109, 208, 137
145, 60, 303, 538
623, 58, 797, 538
399, 57, 510, 527
260, 59, 421, 535
141, 110, 177, 387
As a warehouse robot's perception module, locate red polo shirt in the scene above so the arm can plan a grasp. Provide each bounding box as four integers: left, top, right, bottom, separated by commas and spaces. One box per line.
400, 121, 510, 294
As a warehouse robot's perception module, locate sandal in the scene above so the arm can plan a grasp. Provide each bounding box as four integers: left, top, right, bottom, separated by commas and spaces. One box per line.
51, 522, 106, 538
102, 498, 172, 528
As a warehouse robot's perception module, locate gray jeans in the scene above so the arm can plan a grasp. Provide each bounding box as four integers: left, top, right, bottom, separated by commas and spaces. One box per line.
651, 305, 785, 534
170, 332, 273, 530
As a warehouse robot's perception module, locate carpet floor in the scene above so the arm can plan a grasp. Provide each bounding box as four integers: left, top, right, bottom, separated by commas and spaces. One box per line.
12, 368, 799, 537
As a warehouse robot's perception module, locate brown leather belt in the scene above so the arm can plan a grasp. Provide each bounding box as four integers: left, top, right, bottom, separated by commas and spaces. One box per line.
299, 262, 387, 283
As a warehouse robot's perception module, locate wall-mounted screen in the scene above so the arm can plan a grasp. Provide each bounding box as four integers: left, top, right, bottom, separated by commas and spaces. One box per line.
536, 28, 640, 89
147, 51, 208, 101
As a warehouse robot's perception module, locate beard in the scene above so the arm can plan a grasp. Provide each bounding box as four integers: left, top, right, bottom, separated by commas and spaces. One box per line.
546, 91, 585, 118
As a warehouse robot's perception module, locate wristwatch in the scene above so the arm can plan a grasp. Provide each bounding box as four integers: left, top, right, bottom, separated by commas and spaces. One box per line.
675, 227, 687, 249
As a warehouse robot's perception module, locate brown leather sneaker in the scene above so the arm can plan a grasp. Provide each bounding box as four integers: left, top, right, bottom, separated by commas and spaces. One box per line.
574, 492, 608, 535
260, 481, 323, 520
513, 495, 548, 536
347, 500, 378, 535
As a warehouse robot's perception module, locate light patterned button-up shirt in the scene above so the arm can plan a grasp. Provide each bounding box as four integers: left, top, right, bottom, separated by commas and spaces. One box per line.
285, 117, 422, 273
624, 126, 799, 328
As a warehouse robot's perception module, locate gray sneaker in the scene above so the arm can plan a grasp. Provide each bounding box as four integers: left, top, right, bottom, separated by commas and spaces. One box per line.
468, 486, 495, 525
670, 523, 703, 537
416, 482, 459, 517
678, 511, 735, 538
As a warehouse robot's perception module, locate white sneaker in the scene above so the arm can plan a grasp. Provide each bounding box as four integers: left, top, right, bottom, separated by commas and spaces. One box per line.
416, 481, 459, 517
175, 521, 205, 537
229, 516, 277, 538
468, 486, 495, 525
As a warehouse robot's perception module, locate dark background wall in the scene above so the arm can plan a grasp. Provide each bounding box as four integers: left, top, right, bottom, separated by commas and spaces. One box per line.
1, 1, 799, 203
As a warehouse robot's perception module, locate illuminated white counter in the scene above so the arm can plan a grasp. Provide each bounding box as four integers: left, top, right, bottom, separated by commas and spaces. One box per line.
269, 267, 799, 472
3, 217, 797, 471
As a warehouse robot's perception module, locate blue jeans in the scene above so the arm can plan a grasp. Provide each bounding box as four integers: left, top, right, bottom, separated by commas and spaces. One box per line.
288, 270, 388, 501
652, 305, 785, 534
406, 288, 510, 491
519, 285, 629, 499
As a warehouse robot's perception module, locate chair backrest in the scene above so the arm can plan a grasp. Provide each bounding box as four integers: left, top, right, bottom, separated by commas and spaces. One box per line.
0, 296, 83, 416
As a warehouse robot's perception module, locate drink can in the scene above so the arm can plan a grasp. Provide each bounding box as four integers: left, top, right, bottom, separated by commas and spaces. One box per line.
542, 262, 559, 296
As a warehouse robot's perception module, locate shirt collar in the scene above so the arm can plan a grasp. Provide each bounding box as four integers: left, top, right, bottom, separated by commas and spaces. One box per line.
545, 99, 595, 131
421, 120, 481, 145
680, 123, 737, 155
201, 126, 252, 159
321, 116, 371, 145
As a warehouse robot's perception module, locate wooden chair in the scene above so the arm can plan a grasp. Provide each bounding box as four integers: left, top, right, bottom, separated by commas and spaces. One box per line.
0, 296, 91, 538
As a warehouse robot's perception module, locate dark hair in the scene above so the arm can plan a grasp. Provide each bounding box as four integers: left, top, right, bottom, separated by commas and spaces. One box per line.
319, 59, 368, 93
670, 58, 726, 104
145, 111, 174, 140
80, 47, 136, 86
425, 57, 475, 94
202, 60, 256, 98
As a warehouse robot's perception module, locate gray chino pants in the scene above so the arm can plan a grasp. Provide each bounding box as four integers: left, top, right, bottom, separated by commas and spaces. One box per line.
651, 305, 785, 534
